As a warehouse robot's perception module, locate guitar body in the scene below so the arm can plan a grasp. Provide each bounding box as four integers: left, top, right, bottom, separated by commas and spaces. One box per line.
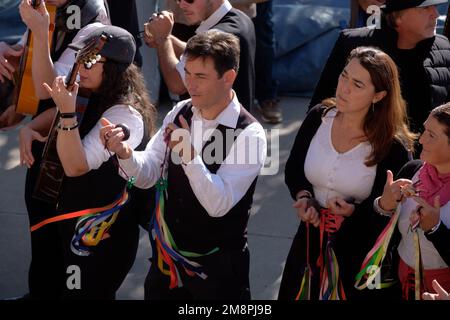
13, 4, 56, 115
32, 91, 90, 204
33, 34, 109, 204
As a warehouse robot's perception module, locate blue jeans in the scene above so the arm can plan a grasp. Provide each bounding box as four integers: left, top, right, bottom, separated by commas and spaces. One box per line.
252, 0, 278, 102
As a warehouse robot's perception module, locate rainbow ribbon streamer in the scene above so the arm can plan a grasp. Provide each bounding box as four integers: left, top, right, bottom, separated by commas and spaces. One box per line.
354, 205, 401, 290
149, 177, 219, 289
296, 223, 312, 300
318, 209, 346, 300
70, 186, 131, 256
31, 186, 131, 256
319, 242, 346, 300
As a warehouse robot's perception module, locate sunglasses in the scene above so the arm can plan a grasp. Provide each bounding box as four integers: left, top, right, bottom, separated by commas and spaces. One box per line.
83, 60, 106, 70
175, 0, 195, 4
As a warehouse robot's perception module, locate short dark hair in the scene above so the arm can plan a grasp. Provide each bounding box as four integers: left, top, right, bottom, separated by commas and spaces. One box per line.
184, 30, 240, 78
430, 103, 450, 144
385, 11, 404, 29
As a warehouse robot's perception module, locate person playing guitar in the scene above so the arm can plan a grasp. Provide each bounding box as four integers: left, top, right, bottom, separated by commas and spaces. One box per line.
6, 0, 108, 299
0, 0, 108, 129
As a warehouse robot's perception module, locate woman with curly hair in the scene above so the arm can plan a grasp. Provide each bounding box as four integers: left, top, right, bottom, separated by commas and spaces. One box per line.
18, 25, 156, 299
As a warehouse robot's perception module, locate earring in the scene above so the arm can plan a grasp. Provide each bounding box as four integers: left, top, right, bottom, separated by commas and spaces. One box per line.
371, 102, 375, 113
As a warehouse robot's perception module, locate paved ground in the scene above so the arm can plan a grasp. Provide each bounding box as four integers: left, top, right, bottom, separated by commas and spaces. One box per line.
0, 96, 309, 300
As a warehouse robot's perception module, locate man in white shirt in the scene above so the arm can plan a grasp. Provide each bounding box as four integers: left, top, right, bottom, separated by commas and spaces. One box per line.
143, 0, 256, 112
103, 30, 266, 299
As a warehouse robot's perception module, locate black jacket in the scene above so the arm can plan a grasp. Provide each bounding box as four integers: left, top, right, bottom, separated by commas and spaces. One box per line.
213, 8, 256, 111
309, 19, 450, 133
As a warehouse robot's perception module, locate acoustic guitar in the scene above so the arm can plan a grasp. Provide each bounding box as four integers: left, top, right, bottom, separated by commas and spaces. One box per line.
11, 0, 56, 115
33, 33, 109, 204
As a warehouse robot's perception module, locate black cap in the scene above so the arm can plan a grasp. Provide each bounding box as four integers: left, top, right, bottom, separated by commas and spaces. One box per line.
383, 0, 448, 13
69, 25, 136, 66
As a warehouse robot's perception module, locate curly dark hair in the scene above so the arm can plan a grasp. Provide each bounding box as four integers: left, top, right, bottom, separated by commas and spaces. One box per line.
95, 61, 156, 135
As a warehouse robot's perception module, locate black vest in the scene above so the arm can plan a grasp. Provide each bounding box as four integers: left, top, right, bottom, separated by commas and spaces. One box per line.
164, 102, 258, 253
213, 9, 255, 111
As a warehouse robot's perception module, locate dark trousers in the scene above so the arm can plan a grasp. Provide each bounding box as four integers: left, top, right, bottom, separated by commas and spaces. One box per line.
252, 0, 278, 102
145, 247, 251, 300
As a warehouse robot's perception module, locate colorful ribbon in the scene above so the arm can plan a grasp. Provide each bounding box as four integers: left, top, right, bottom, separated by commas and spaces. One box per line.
296, 223, 312, 300
317, 209, 346, 300
354, 205, 401, 290
149, 177, 219, 289
70, 188, 130, 256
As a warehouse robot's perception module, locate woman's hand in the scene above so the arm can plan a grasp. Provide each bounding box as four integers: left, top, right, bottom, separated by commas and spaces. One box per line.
327, 197, 355, 217
411, 195, 441, 232
379, 170, 413, 212
0, 42, 23, 82
42, 76, 78, 113
19, 124, 47, 168
100, 118, 132, 160
293, 198, 320, 227
19, 0, 50, 39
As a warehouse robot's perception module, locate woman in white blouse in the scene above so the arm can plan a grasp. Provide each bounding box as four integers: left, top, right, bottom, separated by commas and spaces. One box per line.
278, 46, 415, 300
375, 103, 450, 300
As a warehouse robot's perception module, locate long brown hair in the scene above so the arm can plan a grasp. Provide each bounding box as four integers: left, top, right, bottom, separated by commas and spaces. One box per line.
323, 46, 416, 166
95, 62, 157, 135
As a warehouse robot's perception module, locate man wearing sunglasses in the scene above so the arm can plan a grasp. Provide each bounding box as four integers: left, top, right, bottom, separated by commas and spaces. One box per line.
144, 0, 256, 113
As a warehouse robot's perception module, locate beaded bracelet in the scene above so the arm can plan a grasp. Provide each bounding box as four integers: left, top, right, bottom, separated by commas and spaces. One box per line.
373, 196, 395, 217
57, 121, 79, 131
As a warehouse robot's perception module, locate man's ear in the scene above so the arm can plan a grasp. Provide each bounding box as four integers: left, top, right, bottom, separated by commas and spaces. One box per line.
222, 69, 237, 86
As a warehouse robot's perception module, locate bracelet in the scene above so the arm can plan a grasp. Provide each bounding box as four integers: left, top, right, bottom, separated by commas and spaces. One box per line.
373, 197, 395, 217
57, 121, 79, 131
60, 112, 77, 119
425, 221, 441, 235
296, 190, 312, 201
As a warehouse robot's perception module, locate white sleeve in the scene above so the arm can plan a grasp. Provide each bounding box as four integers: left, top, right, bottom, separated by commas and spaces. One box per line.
53, 22, 106, 76
118, 101, 191, 189
82, 104, 144, 171
176, 54, 187, 85
15, 32, 28, 47
182, 122, 267, 217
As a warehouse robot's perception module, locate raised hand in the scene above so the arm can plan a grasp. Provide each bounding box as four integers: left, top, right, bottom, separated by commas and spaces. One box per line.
100, 118, 132, 160
379, 170, 413, 212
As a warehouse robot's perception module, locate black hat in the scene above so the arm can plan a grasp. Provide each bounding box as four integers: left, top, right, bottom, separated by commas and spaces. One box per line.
69, 25, 136, 66
383, 0, 448, 13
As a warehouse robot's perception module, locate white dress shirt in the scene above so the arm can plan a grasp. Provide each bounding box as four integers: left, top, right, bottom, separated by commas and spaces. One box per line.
118, 92, 267, 218
175, 0, 233, 81
397, 171, 450, 269
83, 104, 144, 171
304, 109, 377, 207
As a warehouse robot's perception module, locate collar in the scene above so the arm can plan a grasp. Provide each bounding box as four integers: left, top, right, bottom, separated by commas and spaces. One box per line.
191, 91, 241, 128
196, 0, 232, 34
